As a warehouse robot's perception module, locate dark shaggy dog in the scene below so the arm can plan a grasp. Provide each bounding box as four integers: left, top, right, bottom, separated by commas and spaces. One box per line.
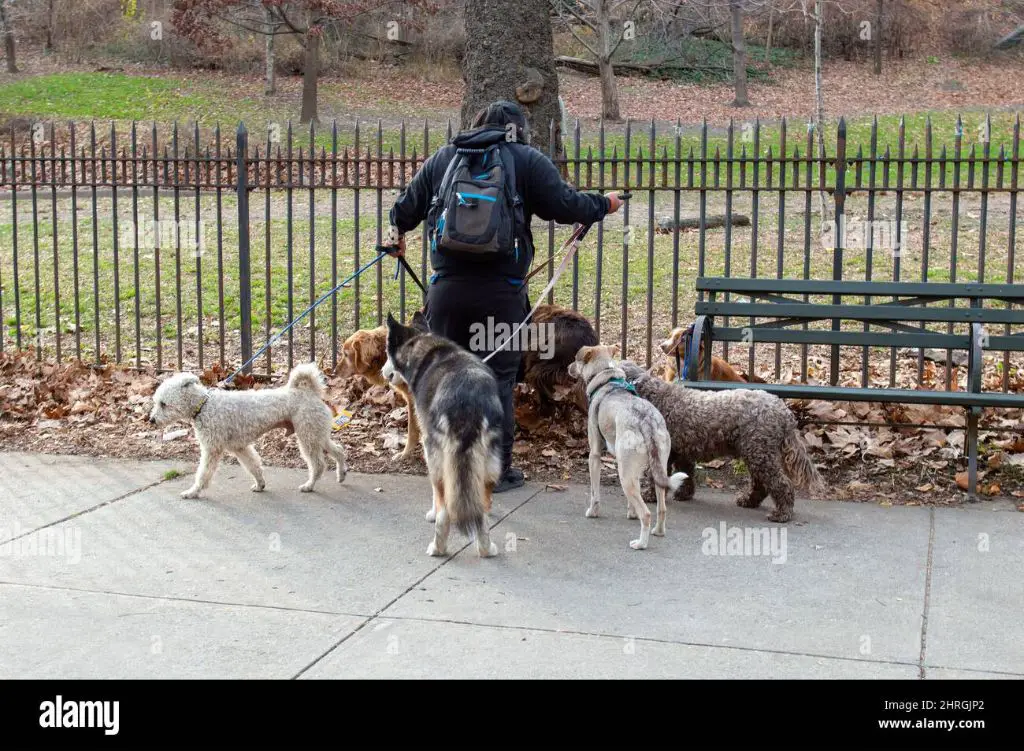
517, 304, 598, 414
619, 361, 823, 523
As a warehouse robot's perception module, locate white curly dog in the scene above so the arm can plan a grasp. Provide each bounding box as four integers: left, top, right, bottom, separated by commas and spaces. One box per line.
149, 363, 347, 499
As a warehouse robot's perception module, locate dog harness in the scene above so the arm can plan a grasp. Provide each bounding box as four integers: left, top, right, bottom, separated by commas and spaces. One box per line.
586, 370, 640, 418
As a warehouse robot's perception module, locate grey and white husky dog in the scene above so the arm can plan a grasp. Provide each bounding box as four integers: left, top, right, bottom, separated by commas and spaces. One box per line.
569, 344, 688, 550
382, 313, 502, 558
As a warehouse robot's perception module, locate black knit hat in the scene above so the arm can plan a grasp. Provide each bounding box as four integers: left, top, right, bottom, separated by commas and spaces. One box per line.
470, 100, 530, 144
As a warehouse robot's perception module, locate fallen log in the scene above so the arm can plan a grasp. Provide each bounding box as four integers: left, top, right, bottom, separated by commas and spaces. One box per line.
554, 55, 730, 77
656, 214, 751, 233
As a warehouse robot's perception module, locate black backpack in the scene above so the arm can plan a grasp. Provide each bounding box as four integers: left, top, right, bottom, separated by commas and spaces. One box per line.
427, 142, 524, 262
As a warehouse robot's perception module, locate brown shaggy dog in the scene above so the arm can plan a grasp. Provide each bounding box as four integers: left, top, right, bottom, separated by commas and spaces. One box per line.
338, 323, 422, 461
518, 303, 598, 414
659, 325, 767, 384
620, 361, 822, 523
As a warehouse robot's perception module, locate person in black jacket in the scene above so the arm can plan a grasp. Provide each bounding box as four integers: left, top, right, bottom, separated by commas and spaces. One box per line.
388, 100, 623, 492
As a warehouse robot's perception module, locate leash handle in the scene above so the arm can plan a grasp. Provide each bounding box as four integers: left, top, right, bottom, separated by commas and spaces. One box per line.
378, 245, 428, 295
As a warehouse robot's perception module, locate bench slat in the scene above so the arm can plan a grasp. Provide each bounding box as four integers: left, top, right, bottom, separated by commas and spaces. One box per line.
673, 380, 1024, 408
696, 302, 1024, 324
707, 327, 971, 349
707, 327, 1024, 351
697, 277, 1024, 300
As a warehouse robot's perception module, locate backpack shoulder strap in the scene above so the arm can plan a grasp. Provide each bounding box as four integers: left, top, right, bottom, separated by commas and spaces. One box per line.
431, 148, 463, 210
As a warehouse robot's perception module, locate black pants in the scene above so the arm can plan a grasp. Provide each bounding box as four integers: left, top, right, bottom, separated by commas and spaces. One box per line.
424, 275, 528, 472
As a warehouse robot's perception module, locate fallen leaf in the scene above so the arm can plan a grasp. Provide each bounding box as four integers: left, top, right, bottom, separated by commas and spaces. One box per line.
704, 458, 727, 469
915, 483, 934, 492
545, 484, 568, 491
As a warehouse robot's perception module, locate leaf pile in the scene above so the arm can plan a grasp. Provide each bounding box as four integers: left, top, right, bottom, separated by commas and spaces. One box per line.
1, 348, 1022, 508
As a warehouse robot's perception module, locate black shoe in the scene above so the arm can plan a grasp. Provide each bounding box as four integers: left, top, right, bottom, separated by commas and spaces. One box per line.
493, 466, 525, 493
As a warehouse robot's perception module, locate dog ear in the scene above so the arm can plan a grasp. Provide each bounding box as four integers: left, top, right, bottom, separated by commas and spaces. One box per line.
579, 346, 596, 364
567, 361, 581, 379
610, 344, 621, 357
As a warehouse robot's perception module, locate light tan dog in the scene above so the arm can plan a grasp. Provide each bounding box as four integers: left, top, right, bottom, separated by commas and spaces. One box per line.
569, 344, 688, 550
337, 319, 424, 461
659, 325, 767, 384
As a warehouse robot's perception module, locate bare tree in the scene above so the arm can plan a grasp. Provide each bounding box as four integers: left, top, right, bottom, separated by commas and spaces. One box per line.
873, 0, 883, 75
174, 1, 430, 125
265, 3, 277, 95
551, 0, 644, 121
802, 0, 829, 228
0, 0, 16, 73
729, 0, 749, 105
45, 0, 56, 52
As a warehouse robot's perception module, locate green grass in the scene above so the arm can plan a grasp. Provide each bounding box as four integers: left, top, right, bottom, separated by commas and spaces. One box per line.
0, 73, 195, 122
162, 469, 182, 480
1, 185, 1018, 376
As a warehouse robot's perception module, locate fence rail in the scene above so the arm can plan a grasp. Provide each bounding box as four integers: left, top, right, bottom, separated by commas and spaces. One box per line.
0, 114, 1021, 394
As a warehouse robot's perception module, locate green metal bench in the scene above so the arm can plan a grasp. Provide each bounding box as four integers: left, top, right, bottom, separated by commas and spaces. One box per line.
676, 278, 1024, 499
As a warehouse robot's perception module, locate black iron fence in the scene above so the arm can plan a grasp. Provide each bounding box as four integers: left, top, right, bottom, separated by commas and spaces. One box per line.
0, 115, 1021, 390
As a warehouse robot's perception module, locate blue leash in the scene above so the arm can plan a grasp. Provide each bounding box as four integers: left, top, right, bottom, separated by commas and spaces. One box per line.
223, 250, 395, 386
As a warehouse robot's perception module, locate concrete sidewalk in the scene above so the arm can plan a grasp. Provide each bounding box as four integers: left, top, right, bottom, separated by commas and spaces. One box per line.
1, 451, 1021, 679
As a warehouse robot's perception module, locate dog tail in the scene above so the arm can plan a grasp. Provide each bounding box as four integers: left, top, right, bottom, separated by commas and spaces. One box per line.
782, 428, 824, 494
442, 417, 501, 541
644, 428, 689, 492
288, 363, 326, 398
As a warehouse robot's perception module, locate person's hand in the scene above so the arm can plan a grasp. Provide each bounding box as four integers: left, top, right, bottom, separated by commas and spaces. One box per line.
385, 226, 406, 257
604, 191, 624, 214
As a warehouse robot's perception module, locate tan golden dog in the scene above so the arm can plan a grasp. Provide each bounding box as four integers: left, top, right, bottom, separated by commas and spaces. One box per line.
338, 324, 421, 461
659, 325, 767, 384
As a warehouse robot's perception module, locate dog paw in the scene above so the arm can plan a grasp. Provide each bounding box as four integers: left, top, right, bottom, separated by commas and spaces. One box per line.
736, 494, 763, 509
768, 509, 793, 523
426, 541, 446, 557
652, 525, 666, 537
585, 504, 600, 518
299, 482, 315, 493
626, 508, 638, 520
480, 541, 499, 558
629, 538, 648, 550
425, 507, 436, 523
250, 482, 265, 493
180, 487, 201, 499
337, 468, 347, 483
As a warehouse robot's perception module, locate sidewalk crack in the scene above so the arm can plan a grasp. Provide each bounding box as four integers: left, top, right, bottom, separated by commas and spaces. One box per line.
289, 484, 544, 679
918, 507, 936, 680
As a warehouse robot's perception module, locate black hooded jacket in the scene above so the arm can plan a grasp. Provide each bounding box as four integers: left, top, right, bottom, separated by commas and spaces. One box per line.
389, 125, 611, 282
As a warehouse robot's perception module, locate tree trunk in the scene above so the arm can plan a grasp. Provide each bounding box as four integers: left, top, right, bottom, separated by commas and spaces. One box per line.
299, 33, 320, 125
45, 0, 55, 52
873, 0, 883, 75
764, 4, 774, 64
0, 0, 17, 73
596, 0, 621, 121
264, 6, 276, 96
597, 57, 621, 121
461, 0, 563, 163
730, 0, 749, 106
813, 0, 829, 228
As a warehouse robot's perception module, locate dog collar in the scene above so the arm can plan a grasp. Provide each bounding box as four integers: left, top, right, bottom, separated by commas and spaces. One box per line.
192, 394, 209, 420
586, 371, 637, 401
